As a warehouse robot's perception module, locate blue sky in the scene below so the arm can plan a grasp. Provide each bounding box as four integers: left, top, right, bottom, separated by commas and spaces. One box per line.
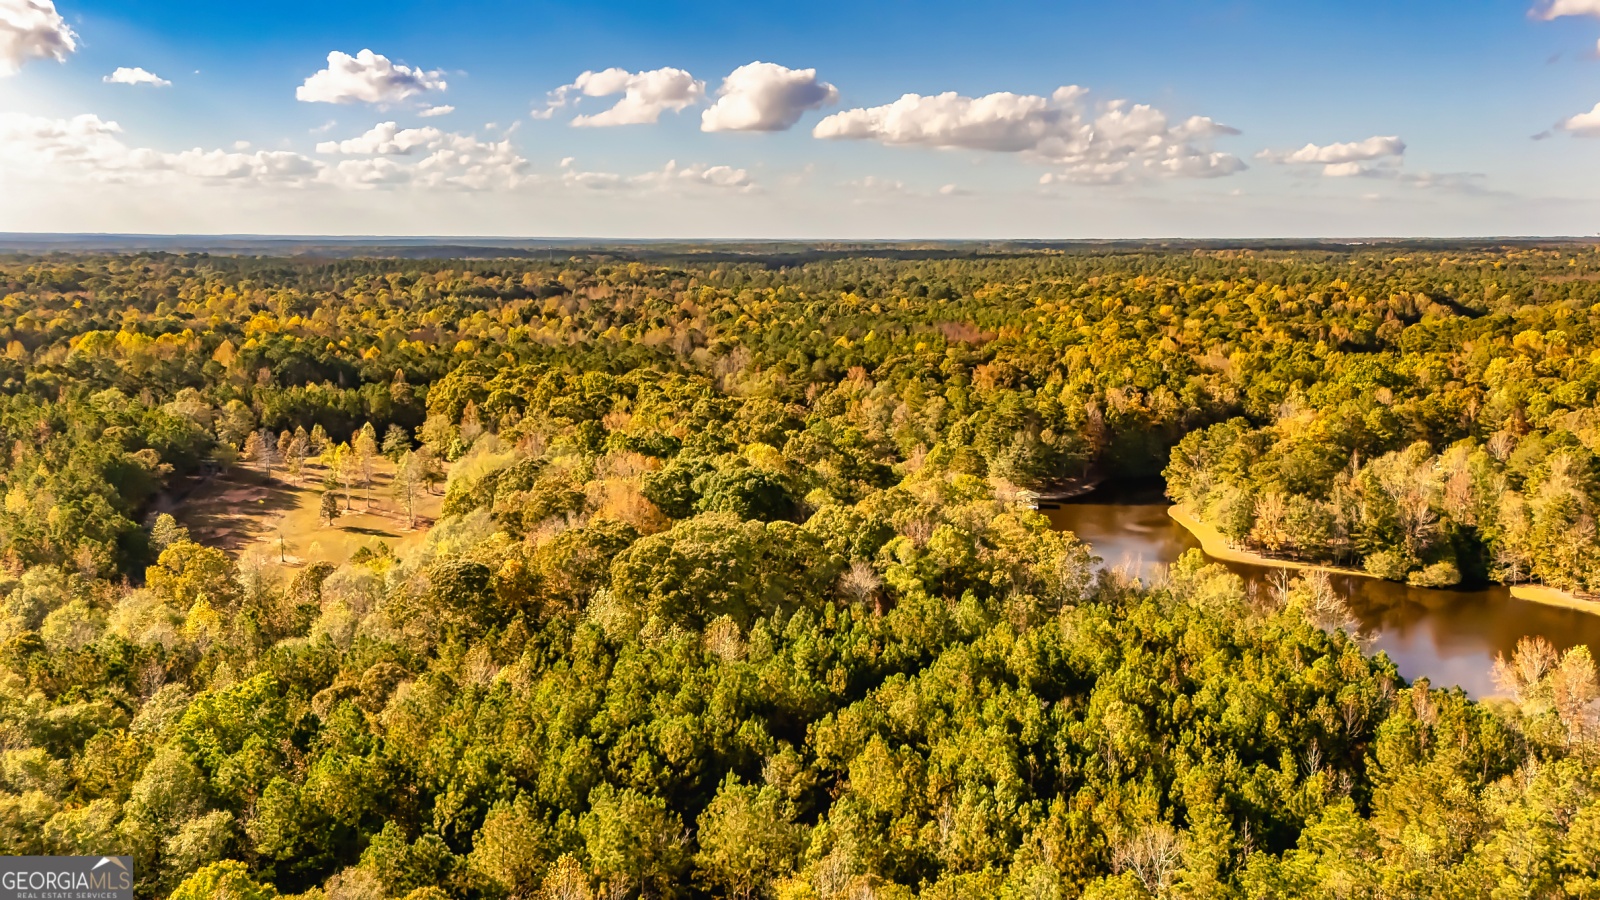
1, 0, 1598, 237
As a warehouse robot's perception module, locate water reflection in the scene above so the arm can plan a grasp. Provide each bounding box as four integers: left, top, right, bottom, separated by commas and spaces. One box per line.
1043, 485, 1600, 698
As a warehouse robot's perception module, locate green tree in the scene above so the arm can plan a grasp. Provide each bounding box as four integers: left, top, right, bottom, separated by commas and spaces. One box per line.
579, 784, 687, 900
169, 861, 276, 900
416, 445, 444, 495
217, 401, 256, 450
467, 795, 553, 898
285, 434, 309, 485
241, 431, 265, 473
322, 443, 354, 510
695, 776, 806, 900
391, 450, 424, 529
151, 513, 190, 551
354, 424, 380, 508
382, 424, 412, 461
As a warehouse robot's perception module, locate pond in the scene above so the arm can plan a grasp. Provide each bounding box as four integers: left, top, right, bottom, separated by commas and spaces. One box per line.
1043, 484, 1600, 698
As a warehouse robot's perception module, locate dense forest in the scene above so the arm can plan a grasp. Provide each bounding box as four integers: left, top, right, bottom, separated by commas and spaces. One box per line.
0, 245, 1599, 898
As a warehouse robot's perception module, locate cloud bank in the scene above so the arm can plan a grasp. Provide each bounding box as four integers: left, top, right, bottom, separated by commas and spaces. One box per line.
0, 112, 319, 184
0, 112, 529, 192
814, 85, 1245, 183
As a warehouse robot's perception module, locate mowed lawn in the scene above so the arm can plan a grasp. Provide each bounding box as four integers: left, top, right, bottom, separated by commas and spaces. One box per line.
171, 457, 445, 567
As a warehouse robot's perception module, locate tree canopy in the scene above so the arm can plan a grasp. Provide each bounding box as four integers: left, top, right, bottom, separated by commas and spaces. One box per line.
0, 245, 1598, 898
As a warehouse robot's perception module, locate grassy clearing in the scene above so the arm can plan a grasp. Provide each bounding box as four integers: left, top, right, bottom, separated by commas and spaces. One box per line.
171, 458, 444, 568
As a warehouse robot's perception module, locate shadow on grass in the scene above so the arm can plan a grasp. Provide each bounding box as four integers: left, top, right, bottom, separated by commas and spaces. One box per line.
340, 525, 399, 538
169, 460, 444, 564
173, 468, 314, 551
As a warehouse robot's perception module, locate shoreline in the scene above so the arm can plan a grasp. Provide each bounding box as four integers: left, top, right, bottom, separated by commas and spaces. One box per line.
1167, 504, 1385, 582
1508, 583, 1600, 614
1167, 505, 1600, 615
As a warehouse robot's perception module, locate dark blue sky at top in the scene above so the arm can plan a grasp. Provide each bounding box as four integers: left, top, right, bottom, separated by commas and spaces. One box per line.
4, 0, 1598, 236
41, 1, 1580, 161
61, 0, 1581, 117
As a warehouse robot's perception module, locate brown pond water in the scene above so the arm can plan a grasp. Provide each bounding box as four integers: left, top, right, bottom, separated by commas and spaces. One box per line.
1044, 485, 1600, 699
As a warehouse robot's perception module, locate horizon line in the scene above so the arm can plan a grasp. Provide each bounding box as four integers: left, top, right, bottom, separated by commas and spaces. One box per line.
3, 232, 1599, 246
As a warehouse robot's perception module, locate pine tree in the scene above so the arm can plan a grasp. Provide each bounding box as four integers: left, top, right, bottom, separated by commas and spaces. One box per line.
151, 512, 190, 551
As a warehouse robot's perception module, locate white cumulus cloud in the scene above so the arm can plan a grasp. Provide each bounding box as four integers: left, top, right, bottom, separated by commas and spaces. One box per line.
1321, 162, 1367, 178
1554, 101, 1600, 136
638, 159, 753, 191
815, 85, 1244, 184
542, 67, 704, 126
1257, 135, 1406, 177
317, 137, 527, 191
317, 121, 446, 155
1251, 135, 1485, 192
103, 66, 171, 87
324, 156, 413, 187
1258, 135, 1405, 164
418, 105, 454, 118
816, 88, 1066, 151
1533, 0, 1600, 19
0, 0, 75, 76
701, 62, 838, 132
296, 49, 447, 105
162, 148, 321, 182
315, 122, 530, 189
393, 134, 528, 190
